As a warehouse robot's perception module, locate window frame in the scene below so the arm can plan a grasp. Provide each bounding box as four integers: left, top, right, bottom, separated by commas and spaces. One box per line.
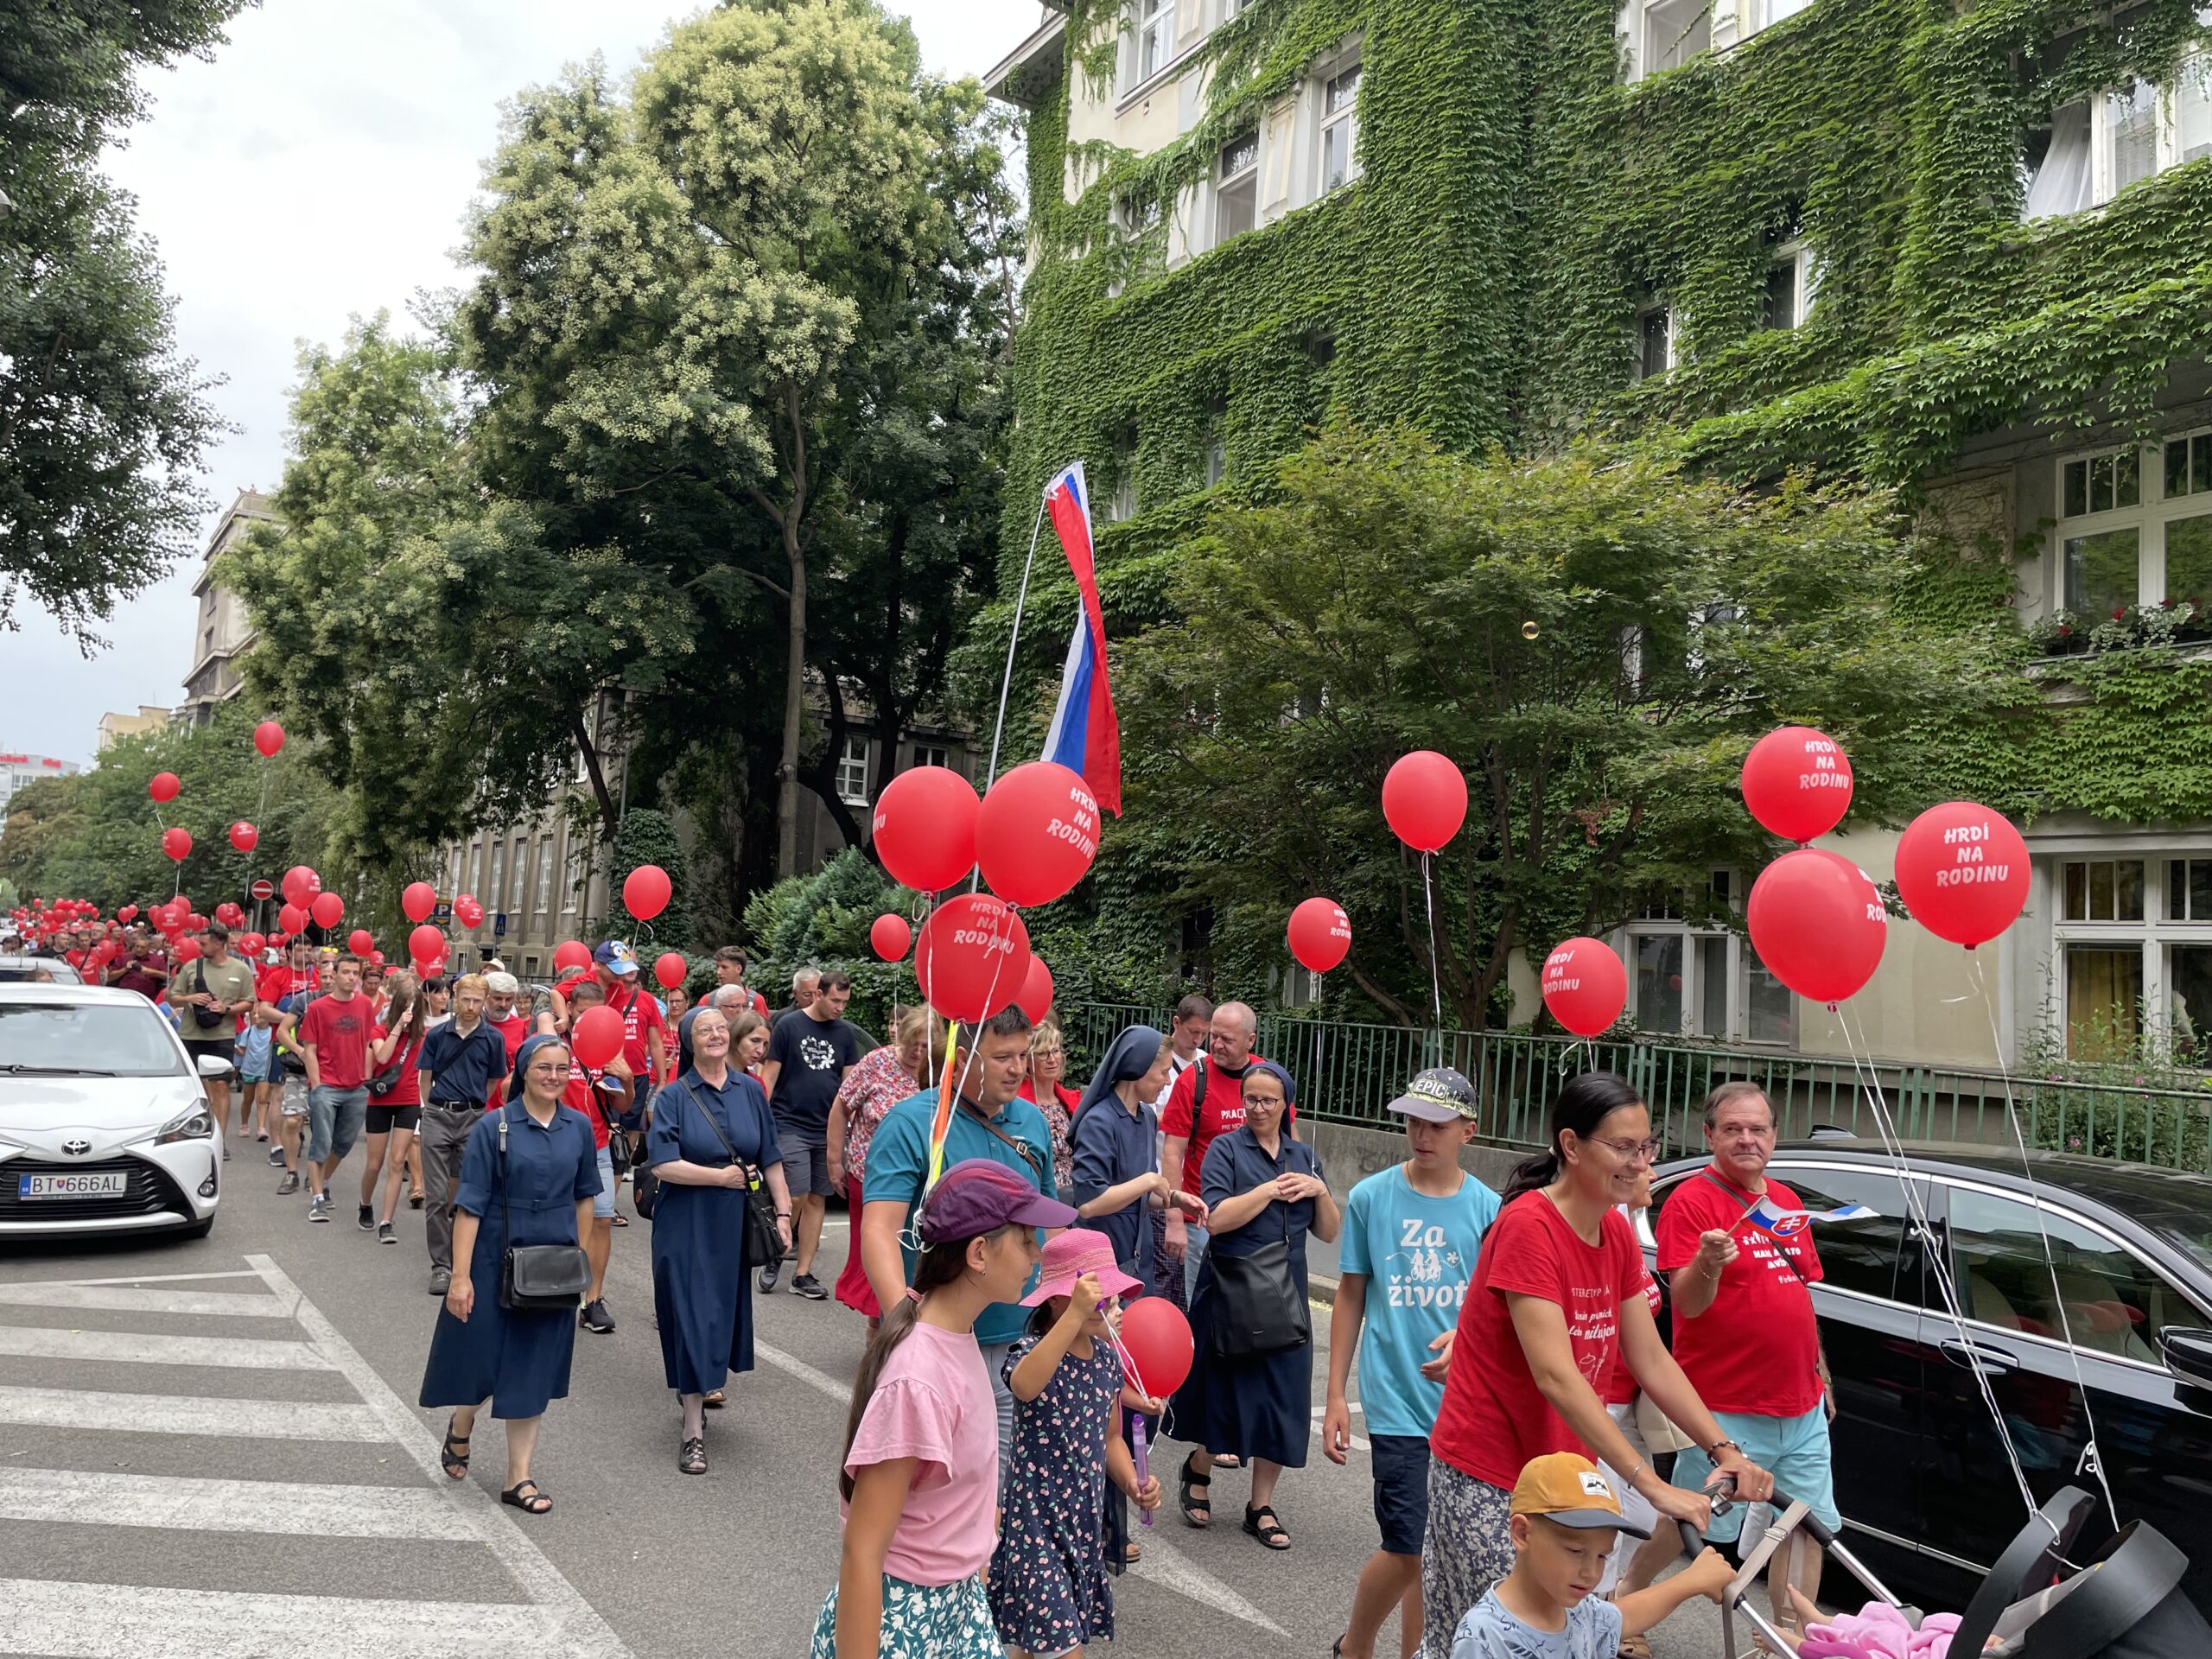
835, 735, 872, 806
1213, 127, 1260, 246
1624, 0, 1714, 83
912, 742, 951, 772
2048, 426, 2212, 619
1319, 60, 1362, 195
1621, 869, 1796, 1047
535, 834, 555, 916
2044, 849, 2212, 1058
1129, 0, 1177, 92
1632, 302, 1677, 381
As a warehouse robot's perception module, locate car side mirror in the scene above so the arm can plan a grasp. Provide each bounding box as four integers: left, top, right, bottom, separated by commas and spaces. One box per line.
2158, 1327, 2212, 1394
195, 1053, 235, 1078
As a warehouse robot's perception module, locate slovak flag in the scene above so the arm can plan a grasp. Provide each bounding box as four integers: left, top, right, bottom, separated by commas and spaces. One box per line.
1039, 461, 1122, 815
1747, 1195, 1876, 1237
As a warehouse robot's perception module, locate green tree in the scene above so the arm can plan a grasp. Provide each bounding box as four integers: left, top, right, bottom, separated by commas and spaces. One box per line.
0, 0, 243, 637
1116, 424, 2036, 1027
607, 808, 693, 949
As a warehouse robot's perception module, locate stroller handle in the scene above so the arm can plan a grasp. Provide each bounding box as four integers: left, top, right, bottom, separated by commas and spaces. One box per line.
1672, 1478, 1840, 1556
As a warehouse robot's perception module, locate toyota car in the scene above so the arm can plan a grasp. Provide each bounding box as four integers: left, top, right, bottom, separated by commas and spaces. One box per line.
0, 983, 226, 1239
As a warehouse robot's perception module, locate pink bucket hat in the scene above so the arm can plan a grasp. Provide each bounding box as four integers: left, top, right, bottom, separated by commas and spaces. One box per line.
1020, 1227, 1144, 1306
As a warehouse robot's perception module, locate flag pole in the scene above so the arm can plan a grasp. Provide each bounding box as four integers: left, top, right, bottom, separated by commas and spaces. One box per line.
984, 482, 1052, 793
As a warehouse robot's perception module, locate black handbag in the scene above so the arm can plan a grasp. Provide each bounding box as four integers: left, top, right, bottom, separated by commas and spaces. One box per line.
183, 962, 226, 1029
1210, 1238, 1310, 1358
494, 1109, 593, 1313
682, 1077, 781, 1267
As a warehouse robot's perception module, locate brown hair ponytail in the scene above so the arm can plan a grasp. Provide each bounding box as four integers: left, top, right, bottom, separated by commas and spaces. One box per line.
1502, 1071, 1645, 1201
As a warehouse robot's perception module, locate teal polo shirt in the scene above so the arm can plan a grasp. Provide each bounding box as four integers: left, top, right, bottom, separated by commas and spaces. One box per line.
861, 1087, 1058, 1348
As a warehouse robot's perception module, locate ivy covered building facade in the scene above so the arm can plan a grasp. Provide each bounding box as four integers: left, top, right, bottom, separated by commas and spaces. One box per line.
986, 0, 2212, 1071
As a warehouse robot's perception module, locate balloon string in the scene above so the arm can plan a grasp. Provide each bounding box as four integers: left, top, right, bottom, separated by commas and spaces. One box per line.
1421, 850, 1445, 1060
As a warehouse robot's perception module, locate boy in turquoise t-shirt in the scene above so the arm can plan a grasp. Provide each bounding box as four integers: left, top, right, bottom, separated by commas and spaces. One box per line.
1324, 1066, 1501, 1659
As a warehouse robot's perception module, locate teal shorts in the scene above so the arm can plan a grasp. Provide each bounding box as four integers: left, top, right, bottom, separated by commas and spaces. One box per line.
1670, 1404, 1839, 1543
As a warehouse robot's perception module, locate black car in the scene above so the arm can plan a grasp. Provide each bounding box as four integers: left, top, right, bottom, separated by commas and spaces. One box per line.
1639, 1140, 2212, 1618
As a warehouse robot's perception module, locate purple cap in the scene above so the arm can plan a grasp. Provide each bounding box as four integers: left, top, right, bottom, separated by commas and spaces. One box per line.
918, 1158, 1077, 1244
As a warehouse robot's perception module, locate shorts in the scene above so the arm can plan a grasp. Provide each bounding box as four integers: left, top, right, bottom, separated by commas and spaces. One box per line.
1671, 1404, 1840, 1543
281, 1075, 310, 1118
365, 1103, 421, 1136
1369, 1433, 1432, 1555
181, 1038, 234, 1077
238, 1062, 272, 1085
809, 1573, 998, 1659
306, 1084, 369, 1167
592, 1144, 615, 1220
777, 1128, 835, 1197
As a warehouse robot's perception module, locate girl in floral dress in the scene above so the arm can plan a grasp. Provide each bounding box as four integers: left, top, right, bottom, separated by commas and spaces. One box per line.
988, 1231, 1165, 1658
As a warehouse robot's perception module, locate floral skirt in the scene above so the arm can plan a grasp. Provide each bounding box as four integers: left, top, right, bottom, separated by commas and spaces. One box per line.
810, 1573, 999, 1659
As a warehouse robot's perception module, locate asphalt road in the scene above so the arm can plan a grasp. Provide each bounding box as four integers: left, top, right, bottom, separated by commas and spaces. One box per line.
0, 1133, 1746, 1657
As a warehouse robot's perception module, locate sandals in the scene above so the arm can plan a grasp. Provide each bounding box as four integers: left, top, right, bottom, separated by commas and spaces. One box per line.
439, 1418, 470, 1479
1121, 1540, 1143, 1564
1212, 1452, 1243, 1469
1243, 1503, 1291, 1550
678, 1436, 707, 1475
1178, 1450, 1211, 1529
702, 1389, 726, 1409
500, 1479, 551, 1515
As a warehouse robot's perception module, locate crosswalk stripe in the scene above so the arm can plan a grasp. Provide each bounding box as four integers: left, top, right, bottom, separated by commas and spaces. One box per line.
0, 1467, 480, 1541
29, 1269, 269, 1287
0, 1580, 563, 1659
0, 1384, 387, 1441
0, 1282, 291, 1319
0, 1325, 334, 1370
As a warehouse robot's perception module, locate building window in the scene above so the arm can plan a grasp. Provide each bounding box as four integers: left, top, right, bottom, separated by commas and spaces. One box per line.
536, 835, 555, 914
2051, 854, 2212, 1059
1624, 870, 1792, 1046
2052, 429, 2212, 621
1319, 63, 1361, 194
1215, 130, 1258, 244
1633, 303, 1675, 380
913, 743, 950, 772
487, 843, 505, 916
1133, 0, 1174, 87
468, 844, 485, 902
1626, 0, 1712, 81
1764, 242, 1816, 331
2050, 50, 2212, 213
1206, 419, 1228, 487
836, 736, 871, 805
1120, 192, 1161, 237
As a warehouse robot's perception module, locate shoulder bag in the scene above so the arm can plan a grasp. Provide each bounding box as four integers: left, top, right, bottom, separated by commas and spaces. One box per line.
495, 1108, 593, 1313
366, 1026, 412, 1099
1208, 1142, 1313, 1358
183, 960, 226, 1030
682, 1077, 781, 1268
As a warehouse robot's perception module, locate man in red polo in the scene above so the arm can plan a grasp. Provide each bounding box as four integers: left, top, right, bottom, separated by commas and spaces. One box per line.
1160, 1000, 1289, 1303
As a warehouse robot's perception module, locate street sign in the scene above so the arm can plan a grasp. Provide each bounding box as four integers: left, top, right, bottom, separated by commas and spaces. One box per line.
432, 901, 453, 925
250, 879, 275, 900
493, 913, 508, 938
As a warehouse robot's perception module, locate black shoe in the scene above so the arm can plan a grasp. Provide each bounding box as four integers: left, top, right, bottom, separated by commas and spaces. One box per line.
409, 1192, 424, 1210
267, 1146, 286, 1166
791, 1273, 827, 1301
356, 1204, 374, 1231
580, 1298, 615, 1334
276, 1172, 300, 1196
757, 1263, 779, 1294
377, 1221, 396, 1245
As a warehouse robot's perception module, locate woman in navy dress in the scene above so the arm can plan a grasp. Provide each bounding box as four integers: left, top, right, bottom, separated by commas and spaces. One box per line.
419, 1032, 600, 1516
648, 1005, 792, 1475
1167, 1059, 1339, 1552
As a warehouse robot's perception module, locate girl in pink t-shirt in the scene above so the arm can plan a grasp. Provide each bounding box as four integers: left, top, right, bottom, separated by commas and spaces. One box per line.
813, 1160, 1078, 1659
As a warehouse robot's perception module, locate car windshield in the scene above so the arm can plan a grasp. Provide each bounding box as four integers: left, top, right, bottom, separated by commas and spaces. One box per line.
0, 963, 82, 984
2129, 1198, 2212, 1281
0, 1001, 184, 1077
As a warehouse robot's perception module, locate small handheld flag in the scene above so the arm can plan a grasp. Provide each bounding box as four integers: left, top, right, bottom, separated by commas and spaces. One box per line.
1039, 462, 1122, 817
1745, 1195, 1877, 1237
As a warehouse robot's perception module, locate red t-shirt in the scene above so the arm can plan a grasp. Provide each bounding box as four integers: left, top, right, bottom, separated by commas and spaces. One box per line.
368, 1022, 428, 1107
1656, 1167, 1826, 1419
562, 1055, 619, 1148
604, 979, 664, 1078
1159, 1053, 1288, 1197
483, 1012, 532, 1109
297, 994, 373, 1090
1430, 1192, 1648, 1491
257, 965, 322, 1005
1605, 1264, 1665, 1407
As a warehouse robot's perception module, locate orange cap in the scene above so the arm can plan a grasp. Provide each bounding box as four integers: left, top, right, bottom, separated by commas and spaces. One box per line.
1508, 1452, 1651, 1537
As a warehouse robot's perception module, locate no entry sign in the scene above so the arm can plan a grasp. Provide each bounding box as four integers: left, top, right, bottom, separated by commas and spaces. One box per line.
249, 879, 276, 900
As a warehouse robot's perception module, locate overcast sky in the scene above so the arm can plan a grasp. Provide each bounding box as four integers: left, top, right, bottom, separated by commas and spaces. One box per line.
17, 0, 1043, 767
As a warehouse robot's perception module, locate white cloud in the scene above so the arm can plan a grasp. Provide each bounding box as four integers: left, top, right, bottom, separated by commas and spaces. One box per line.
18, 0, 1044, 767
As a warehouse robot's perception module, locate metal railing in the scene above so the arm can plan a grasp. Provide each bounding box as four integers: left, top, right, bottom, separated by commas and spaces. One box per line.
1055, 1003, 2212, 1173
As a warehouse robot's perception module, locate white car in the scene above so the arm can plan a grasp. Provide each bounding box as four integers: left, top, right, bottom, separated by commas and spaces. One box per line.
0, 982, 227, 1239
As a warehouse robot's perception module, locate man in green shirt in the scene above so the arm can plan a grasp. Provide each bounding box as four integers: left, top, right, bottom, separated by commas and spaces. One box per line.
175, 922, 257, 1159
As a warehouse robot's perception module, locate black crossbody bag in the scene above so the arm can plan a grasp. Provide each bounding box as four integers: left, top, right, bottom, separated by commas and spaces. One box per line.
1210, 1147, 1313, 1358
682, 1077, 781, 1268
495, 1107, 593, 1313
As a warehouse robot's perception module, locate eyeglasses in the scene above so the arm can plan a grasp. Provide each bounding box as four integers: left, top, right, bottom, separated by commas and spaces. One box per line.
1585, 1135, 1661, 1163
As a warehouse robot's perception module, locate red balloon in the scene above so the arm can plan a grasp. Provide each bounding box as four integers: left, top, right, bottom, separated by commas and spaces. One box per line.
238, 932, 264, 955
913, 893, 1032, 1023
654, 950, 688, 989
1741, 726, 1853, 843
118, 905, 138, 925
1894, 801, 2031, 949
401, 881, 436, 923
872, 765, 981, 892
161, 826, 192, 861
1382, 751, 1468, 853
170, 891, 190, 918
172, 938, 201, 963
572, 1004, 626, 1068
553, 940, 592, 973
1015, 955, 1054, 1025
1747, 848, 1887, 1005
309, 892, 344, 929
1121, 1297, 1195, 1396
282, 866, 321, 907
214, 902, 244, 928
1540, 937, 1628, 1036
976, 762, 1099, 907
1287, 897, 1351, 973
869, 912, 912, 963
253, 720, 285, 758
228, 821, 258, 853
370, 950, 385, 966
348, 928, 375, 956
185, 912, 206, 932
621, 863, 671, 922
279, 903, 308, 937
149, 772, 181, 804
409, 923, 446, 963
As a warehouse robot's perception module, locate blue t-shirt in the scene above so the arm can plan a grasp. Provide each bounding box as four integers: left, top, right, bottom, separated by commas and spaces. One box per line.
1452, 1589, 1621, 1659
862, 1088, 1058, 1349
1338, 1163, 1500, 1438
235, 1025, 274, 1077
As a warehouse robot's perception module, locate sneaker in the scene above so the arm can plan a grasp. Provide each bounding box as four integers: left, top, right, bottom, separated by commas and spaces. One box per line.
428, 1267, 450, 1296
791, 1273, 828, 1301
267, 1147, 286, 1167
377, 1221, 396, 1245
276, 1172, 301, 1196
356, 1204, 374, 1232
308, 1193, 330, 1223
756, 1262, 779, 1294
579, 1298, 615, 1334
222, 1144, 232, 1161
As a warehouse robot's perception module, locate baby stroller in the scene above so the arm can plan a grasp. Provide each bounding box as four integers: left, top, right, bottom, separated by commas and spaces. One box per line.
1679, 1483, 2209, 1658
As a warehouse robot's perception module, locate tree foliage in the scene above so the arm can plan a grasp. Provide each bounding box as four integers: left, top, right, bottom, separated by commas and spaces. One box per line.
1116, 425, 2036, 1027
607, 808, 692, 949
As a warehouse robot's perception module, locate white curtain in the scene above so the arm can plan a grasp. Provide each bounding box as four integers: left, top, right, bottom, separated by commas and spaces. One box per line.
2024, 101, 2094, 219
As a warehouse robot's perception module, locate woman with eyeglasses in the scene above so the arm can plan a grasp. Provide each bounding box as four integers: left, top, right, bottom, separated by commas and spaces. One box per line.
1414, 1072, 1775, 1658
417, 1033, 601, 1517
